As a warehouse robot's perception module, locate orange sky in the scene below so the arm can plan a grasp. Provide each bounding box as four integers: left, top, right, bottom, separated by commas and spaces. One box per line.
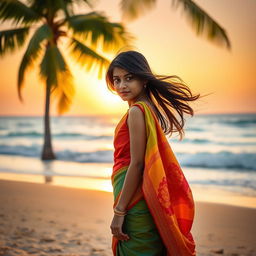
0, 0, 255, 116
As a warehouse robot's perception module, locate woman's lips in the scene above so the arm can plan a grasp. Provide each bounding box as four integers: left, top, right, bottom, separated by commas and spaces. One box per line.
120, 92, 130, 96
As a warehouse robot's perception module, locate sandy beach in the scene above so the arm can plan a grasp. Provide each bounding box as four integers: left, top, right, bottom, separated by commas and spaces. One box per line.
0, 179, 255, 256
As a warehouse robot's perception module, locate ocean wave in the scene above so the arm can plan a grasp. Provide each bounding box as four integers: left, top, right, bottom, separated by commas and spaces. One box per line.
57, 149, 112, 163
5, 131, 42, 137
0, 144, 255, 171
171, 138, 210, 144
0, 144, 41, 157
170, 138, 256, 146
185, 127, 204, 132
241, 133, 256, 138
0, 144, 113, 162
16, 122, 34, 127
176, 151, 256, 171
222, 118, 256, 127
0, 131, 112, 140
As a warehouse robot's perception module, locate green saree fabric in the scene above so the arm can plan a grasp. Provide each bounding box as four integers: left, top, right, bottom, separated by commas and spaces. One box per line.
112, 165, 167, 255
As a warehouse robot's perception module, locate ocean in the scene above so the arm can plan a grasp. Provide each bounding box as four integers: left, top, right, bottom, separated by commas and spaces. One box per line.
0, 113, 255, 207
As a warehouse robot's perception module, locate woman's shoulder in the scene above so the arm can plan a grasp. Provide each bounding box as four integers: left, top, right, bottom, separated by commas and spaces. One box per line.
126, 102, 147, 128
127, 104, 145, 121
129, 100, 157, 117
129, 103, 145, 113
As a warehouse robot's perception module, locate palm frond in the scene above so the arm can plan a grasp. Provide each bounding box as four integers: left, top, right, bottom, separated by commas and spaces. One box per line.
171, 0, 231, 49
0, 27, 30, 56
74, 0, 95, 9
52, 0, 72, 18
27, 0, 94, 17
119, 0, 156, 21
119, 0, 231, 49
65, 12, 135, 52
63, 0, 95, 12
28, 0, 72, 19
18, 24, 53, 101
54, 68, 75, 115
69, 37, 110, 79
101, 22, 135, 52
39, 44, 75, 114
0, 0, 41, 25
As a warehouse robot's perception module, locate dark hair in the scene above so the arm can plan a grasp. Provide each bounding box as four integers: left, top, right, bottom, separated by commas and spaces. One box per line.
105, 50, 205, 140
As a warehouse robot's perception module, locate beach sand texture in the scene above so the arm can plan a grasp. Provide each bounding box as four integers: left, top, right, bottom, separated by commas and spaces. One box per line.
0, 179, 255, 256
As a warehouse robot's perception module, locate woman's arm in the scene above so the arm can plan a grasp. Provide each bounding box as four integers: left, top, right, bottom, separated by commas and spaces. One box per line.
115, 105, 147, 211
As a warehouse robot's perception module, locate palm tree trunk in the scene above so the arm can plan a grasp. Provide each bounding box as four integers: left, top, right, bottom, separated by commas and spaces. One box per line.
41, 81, 56, 160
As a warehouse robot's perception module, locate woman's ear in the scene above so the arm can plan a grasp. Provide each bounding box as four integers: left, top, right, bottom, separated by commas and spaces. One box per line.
142, 79, 148, 85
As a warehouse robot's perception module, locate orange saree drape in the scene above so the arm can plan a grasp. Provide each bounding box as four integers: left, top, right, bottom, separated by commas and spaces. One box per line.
111, 101, 196, 256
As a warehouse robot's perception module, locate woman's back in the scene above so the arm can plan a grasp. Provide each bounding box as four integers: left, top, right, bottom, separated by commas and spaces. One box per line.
113, 101, 157, 173
111, 101, 168, 256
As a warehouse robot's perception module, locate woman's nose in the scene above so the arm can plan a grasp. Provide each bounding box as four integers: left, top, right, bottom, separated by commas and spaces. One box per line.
119, 80, 127, 89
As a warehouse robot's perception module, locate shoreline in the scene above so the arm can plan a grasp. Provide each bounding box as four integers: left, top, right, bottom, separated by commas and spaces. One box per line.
0, 171, 255, 210
0, 179, 255, 256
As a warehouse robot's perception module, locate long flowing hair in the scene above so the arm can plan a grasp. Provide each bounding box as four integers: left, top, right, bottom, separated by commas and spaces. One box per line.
105, 50, 206, 140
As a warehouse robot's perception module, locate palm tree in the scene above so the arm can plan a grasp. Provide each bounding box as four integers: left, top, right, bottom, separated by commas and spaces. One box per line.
119, 0, 231, 50
0, 0, 134, 160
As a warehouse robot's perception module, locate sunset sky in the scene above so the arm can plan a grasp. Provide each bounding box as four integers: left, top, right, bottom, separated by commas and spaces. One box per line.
0, 0, 255, 116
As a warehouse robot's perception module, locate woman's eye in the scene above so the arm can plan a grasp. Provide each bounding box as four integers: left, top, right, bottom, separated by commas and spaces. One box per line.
113, 76, 133, 84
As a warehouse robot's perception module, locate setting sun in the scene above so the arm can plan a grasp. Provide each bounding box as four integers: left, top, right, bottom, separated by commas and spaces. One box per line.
69, 63, 127, 116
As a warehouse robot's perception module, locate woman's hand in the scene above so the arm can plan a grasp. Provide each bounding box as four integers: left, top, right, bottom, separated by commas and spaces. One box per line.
110, 214, 130, 241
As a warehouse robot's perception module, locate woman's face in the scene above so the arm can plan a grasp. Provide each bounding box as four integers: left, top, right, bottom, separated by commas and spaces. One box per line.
112, 67, 146, 103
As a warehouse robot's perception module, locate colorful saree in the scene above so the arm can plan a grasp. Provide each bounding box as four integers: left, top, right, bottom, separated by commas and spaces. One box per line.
111, 101, 196, 256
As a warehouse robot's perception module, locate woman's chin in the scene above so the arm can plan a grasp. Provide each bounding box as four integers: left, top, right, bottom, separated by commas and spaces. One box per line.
120, 95, 129, 100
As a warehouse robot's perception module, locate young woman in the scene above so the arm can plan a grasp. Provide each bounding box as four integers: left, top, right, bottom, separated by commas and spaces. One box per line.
105, 50, 201, 256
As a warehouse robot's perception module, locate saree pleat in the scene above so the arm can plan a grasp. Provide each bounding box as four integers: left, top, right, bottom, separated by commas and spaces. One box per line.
112, 166, 167, 256
111, 101, 196, 256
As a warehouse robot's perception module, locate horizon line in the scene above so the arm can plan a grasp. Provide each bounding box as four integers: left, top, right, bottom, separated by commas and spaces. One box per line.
0, 111, 256, 117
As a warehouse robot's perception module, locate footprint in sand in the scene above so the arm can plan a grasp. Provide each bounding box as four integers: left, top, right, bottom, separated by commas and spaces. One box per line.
20, 245, 40, 254
69, 239, 82, 245
59, 228, 69, 232
210, 248, 224, 254
92, 247, 105, 252
13, 227, 36, 238
236, 245, 245, 249
0, 246, 29, 256
55, 232, 68, 239
45, 246, 63, 253
74, 232, 83, 236
39, 237, 55, 243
